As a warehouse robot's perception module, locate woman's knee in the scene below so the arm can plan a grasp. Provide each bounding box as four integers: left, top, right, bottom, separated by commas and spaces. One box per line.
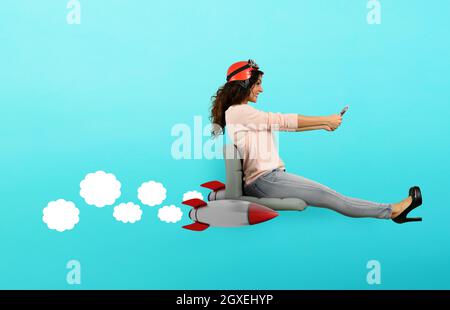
307, 187, 347, 208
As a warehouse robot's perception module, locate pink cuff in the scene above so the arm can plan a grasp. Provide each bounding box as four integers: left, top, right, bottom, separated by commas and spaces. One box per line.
285, 114, 298, 129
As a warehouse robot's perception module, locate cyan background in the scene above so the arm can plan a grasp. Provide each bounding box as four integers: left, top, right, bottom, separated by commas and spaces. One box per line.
0, 0, 449, 289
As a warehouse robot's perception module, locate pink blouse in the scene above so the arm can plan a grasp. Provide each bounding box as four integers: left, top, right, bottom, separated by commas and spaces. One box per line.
225, 104, 298, 186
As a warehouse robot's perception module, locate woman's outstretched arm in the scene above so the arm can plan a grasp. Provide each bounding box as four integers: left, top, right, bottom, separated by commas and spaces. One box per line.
297, 114, 342, 130
293, 124, 330, 132
297, 115, 329, 127
225, 105, 341, 132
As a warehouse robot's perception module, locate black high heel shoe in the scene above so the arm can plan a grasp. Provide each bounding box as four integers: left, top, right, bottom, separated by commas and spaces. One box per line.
393, 186, 423, 224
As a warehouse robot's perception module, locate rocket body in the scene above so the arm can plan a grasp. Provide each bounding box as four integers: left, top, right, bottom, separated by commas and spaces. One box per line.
188, 200, 277, 228
182, 180, 278, 231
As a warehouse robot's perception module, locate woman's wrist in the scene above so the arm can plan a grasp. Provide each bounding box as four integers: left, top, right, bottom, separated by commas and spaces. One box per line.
294, 125, 326, 132
321, 116, 331, 126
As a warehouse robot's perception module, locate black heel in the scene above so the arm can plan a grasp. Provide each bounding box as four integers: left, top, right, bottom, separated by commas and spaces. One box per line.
404, 217, 422, 222
392, 186, 423, 224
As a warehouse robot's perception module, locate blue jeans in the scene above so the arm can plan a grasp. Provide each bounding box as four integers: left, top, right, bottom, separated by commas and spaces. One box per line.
243, 169, 392, 219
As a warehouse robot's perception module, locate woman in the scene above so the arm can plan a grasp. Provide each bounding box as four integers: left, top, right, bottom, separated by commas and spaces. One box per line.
209, 59, 423, 223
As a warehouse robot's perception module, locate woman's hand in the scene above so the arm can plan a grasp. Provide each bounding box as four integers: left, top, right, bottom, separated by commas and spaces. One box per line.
326, 114, 342, 131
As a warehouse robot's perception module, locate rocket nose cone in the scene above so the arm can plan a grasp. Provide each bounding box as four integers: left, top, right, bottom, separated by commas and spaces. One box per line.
248, 203, 279, 225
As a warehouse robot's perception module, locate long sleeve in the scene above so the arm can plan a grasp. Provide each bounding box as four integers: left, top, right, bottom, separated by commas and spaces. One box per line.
225, 104, 297, 131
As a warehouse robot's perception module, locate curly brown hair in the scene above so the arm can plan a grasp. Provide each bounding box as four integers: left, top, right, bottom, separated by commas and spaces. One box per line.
209, 69, 264, 138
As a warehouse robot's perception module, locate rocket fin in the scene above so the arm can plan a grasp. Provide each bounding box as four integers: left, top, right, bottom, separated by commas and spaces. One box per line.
201, 180, 226, 191
182, 222, 210, 231
182, 198, 207, 208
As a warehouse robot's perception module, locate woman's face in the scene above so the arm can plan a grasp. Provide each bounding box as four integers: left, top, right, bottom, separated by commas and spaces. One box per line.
247, 75, 263, 103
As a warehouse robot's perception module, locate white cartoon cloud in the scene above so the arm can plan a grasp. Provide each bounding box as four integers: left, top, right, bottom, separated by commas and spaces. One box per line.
43, 199, 80, 232
137, 181, 167, 206
80, 171, 121, 207
182, 190, 204, 202
158, 205, 183, 223
113, 202, 142, 224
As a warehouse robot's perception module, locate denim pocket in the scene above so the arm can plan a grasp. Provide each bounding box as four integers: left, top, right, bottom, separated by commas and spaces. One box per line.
244, 182, 267, 198
261, 170, 279, 183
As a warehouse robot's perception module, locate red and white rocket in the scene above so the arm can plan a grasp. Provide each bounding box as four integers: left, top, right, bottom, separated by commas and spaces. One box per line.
182, 180, 278, 231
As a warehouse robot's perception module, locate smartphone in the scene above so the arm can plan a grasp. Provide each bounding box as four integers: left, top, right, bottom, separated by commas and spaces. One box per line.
340, 105, 349, 116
